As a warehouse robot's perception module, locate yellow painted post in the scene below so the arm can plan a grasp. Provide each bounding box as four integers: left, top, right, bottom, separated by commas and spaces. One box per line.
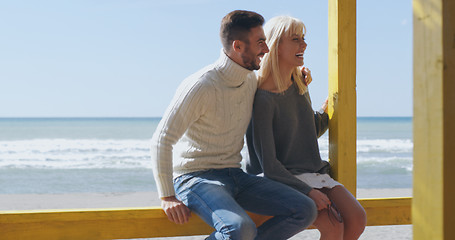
328, 0, 357, 196
413, 0, 455, 239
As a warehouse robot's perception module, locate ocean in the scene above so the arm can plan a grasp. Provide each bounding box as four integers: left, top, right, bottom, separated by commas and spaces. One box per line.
0, 117, 412, 194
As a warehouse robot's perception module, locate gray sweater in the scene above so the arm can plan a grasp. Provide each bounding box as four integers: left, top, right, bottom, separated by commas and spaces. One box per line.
246, 82, 329, 195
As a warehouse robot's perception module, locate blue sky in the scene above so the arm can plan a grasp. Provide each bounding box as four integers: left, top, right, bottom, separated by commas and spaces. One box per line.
0, 0, 412, 117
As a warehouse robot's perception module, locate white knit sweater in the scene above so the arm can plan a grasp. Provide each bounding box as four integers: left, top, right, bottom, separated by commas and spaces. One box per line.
151, 51, 258, 198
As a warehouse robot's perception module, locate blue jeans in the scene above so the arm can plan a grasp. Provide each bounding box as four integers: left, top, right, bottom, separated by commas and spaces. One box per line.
174, 168, 317, 240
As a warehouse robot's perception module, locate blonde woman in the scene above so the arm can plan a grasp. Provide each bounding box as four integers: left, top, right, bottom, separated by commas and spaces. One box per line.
246, 16, 366, 240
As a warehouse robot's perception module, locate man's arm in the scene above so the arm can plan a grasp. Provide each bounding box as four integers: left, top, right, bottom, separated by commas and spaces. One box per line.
151, 78, 211, 223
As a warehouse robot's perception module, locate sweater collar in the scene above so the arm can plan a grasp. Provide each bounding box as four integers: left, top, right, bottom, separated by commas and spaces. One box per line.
214, 49, 255, 87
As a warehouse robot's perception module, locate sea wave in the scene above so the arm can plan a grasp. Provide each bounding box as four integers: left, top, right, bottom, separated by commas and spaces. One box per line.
357, 139, 412, 153
357, 156, 413, 172
1, 137, 413, 170
0, 139, 152, 169
318, 138, 412, 153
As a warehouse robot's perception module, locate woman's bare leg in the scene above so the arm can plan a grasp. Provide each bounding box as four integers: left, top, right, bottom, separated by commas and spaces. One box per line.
323, 186, 366, 240
312, 206, 344, 240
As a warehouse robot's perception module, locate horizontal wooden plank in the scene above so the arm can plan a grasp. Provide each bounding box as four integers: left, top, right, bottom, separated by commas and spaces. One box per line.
360, 197, 412, 226
0, 208, 213, 239
0, 198, 411, 240
0, 207, 167, 223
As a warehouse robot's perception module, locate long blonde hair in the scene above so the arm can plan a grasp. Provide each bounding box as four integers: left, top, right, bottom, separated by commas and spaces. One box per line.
258, 16, 308, 94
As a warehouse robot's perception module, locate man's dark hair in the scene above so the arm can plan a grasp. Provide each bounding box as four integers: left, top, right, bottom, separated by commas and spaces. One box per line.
220, 10, 265, 51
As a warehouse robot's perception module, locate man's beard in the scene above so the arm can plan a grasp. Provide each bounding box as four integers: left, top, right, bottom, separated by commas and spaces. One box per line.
241, 46, 261, 70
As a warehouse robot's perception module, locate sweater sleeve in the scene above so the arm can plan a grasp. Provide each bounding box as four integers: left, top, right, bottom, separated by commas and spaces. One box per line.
246, 121, 263, 175
151, 79, 210, 198
304, 91, 329, 138
250, 95, 313, 195
314, 110, 329, 138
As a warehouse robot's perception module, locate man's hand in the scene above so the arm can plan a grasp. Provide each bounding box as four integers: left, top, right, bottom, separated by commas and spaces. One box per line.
161, 196, 191, 224
308, 189, 331, 211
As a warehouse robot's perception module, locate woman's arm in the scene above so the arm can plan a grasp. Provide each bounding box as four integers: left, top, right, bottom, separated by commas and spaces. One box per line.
314, 98, 329, 138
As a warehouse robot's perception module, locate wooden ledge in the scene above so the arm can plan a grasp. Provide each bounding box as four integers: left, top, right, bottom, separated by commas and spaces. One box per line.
0, 197, 411, 240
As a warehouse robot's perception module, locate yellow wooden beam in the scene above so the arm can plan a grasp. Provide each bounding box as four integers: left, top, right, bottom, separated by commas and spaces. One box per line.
328, 0, 357, 195
413, 0, 455, 239
361, 198, 412, 226
0, 207, 213, 240
0, 198, 411, 240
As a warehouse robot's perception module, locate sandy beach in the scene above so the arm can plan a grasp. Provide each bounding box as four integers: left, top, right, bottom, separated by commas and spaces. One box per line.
0, 188, 412, 239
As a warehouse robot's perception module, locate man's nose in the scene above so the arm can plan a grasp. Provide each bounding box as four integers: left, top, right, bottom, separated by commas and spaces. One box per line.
263, 43, 270, 53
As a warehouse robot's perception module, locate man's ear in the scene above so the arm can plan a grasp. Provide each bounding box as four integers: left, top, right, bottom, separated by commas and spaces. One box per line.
232, 40, 243, 53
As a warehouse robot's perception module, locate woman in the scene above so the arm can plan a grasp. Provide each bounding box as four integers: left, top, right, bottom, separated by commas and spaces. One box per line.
246, 16, 366, 240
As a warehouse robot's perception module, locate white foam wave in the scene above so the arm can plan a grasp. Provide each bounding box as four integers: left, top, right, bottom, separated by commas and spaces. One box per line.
357, 156, 412, 164
357, 156, 413, 172
318, 138, 412, 153
1, 137, 414, 170
357, 139, 413, 153
0, 139, 152, 169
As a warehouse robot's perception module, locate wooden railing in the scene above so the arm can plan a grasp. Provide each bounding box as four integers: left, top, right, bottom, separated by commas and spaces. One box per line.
0, 197, 410, 240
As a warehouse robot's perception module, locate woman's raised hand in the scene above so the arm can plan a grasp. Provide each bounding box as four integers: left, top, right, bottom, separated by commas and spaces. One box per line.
301, 67, 312, 86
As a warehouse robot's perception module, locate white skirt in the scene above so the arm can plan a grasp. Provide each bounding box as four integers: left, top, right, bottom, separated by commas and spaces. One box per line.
294, 173, 342, 189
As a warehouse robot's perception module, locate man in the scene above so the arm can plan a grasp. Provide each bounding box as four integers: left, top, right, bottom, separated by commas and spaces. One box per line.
151, 10, 317, 240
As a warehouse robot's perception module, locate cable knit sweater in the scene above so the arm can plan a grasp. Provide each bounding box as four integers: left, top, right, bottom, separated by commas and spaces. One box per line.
151, 51, 258, 198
